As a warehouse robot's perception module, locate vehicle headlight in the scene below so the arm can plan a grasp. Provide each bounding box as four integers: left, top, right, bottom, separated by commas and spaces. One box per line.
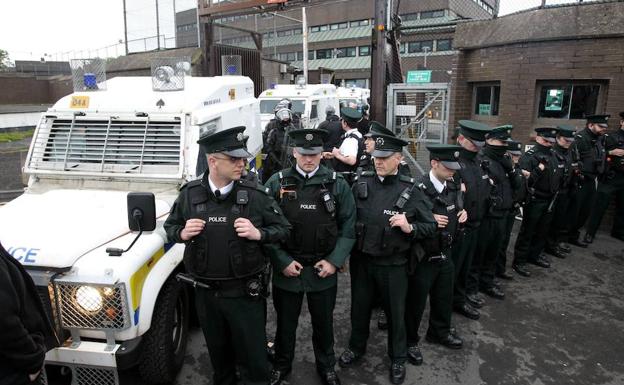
74, 286, 104, 313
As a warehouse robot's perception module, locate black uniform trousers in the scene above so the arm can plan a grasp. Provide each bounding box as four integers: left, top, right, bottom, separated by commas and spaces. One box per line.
467, 214, 506, 294
513, 199, 554, 265
547, 192, 572, 249
585, 175, 624, 238
272, 285, 338, 374
405, 256, 454, 346
496, 210, 517, 276
450, 227, 478, 308
195, 288, 270, 385
348, 254, 408, 363
568, 177, 597, 242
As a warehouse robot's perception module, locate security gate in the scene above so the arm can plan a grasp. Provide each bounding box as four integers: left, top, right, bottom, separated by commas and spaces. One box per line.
386, 83, 450, 175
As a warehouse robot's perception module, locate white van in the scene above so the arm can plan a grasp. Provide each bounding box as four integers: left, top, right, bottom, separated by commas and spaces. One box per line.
258, 82, 341, 130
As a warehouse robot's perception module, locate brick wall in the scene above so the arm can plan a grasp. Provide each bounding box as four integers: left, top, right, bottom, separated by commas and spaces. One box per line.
0, 74, 72, 105
450, 37, 624, 145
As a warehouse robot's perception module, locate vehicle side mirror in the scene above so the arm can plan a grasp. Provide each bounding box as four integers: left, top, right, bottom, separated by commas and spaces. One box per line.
106, 192, 156, 256
127, 192, 156, 231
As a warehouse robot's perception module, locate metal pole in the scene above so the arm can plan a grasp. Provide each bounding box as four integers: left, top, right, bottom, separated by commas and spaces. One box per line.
173, 0, 177, 47
273, 14, 277, 58
156, 0, 161, 50
302, 7, 308, 83
123, 0, 129, 55
196, 3, 201, 48
370, 0, 387, 124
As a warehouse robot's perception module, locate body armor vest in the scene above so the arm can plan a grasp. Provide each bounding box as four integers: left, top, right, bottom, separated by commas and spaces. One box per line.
354, 174, 413, 257
183, 181, 265, 280
277, 171, 338, 260
333, 131, 364, 173
419, 177, 459, 257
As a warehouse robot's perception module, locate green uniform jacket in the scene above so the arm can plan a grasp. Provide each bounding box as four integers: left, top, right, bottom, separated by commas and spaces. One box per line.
264, 165, 356, 292
164, 175, 290, 246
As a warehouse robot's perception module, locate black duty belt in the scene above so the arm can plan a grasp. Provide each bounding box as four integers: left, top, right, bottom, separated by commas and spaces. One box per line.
292, 254, 323, 266
176, 273, 264, 297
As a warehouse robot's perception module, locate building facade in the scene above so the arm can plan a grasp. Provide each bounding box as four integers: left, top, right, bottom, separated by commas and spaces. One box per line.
176, 0, 498, 88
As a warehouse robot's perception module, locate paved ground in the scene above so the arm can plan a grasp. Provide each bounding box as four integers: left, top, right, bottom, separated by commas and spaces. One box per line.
133, 226, 623, 385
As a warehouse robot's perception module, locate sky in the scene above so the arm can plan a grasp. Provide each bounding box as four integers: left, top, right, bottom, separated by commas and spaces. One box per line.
0, 0, 576, 62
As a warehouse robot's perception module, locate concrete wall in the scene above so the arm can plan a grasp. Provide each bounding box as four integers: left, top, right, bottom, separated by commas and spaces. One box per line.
0, 74, 72, 105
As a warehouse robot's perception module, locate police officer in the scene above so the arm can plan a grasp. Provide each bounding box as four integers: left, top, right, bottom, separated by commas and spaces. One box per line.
264, 129, 356, 385
164, 126, 290, 385
545, 125, 579, 258
357, 104, 371, 136
406, 145, 467, 367
495, 140, 527, 281
323, 107, 364, 180
452, 120, 491, 319
584, 111, 624, 243
567, 114, 610, 247
468, 125, 522, 300
338, 134, 437, 385
319, 105, 342, 151
263, 107, 297, 183
511, 128, 564, 277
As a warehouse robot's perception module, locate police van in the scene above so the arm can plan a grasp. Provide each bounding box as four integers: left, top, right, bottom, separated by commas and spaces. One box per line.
337, 85, 370, 111
258, 80, 340, 131
0, 58, 263, 385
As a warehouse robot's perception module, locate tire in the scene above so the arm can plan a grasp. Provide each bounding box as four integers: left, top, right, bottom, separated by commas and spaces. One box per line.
138, 277, 190, 384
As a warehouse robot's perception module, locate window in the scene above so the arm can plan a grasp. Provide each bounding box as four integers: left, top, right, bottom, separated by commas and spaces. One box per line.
316, 49, 333, 59
473, 83, 500, 116
293, 28, 302, 35
537, 83, 601, 119
310, 26, 320, 33
436, 39, 453, 51
399, 43, 406, 54
310, 101, 319, 119
297, 51, 303, 61
359, 45, 371, 56
350, 19, 370, 27
330, 22, 348, 30
402, 13, 419, 21
308, 50, 315, 60
420, 9, 445, 19
336, 47, 356, 58
408, 40, 434, 53
277, 30, 293, 37
318, 25, 329, 32
279, 52, 296, 62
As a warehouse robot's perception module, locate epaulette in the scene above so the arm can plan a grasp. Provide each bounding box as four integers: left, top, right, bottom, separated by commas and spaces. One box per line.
323, 171, 340, 184
399, 174, 415, 184
360, 171, 376, 177
180, 178, 202, 191
238, 178, 270, 195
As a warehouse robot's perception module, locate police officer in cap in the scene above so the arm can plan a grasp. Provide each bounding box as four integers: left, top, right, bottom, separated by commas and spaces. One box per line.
264, 129, 356, 385
164, 126, 290, 385
405, 144, 467, 366
512, 127, 564, 277
323, 107, 364, 180
468, 125, 522, 300
339, 134, 436, 384
452, 120, 491, 318
545, 125, 579, 258
567, 114, 610, 247
584, 112, 624, 243
495, 140, 527, 281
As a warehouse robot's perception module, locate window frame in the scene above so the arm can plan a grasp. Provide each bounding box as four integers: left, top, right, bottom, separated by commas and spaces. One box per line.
534, 80, 606, 121
471, 82, 501, 119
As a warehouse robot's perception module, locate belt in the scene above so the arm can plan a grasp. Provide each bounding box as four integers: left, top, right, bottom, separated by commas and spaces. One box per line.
292, 254, 323, 266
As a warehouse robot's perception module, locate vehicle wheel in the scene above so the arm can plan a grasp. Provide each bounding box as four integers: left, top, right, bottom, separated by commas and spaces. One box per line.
138, 277, 189, 384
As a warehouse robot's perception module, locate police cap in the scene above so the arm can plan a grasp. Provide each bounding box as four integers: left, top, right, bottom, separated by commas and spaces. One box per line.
506, 140, 523, 156
288, 129, 327, 155
458, 120, 491, 147
340, 107, 362, 125
365, 121, 395, 138
586, 114, 610, 126
198, 126, 252, 158
371, 134, 408, 158
535, 127, 558, 143
427, 144, 462, 170
485, 124, 513, 141
555, 124, 576, 139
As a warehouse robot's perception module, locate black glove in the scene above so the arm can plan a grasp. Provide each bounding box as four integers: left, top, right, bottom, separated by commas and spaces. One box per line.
500, 154, 514, 173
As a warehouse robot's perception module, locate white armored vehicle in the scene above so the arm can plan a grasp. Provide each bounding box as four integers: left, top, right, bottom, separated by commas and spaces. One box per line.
337, 85, 370, 111
0, 59, 263, 385
258, 80, 340, 130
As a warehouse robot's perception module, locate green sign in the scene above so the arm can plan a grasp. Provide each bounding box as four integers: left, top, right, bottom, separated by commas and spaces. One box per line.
545, 89, 564, 111
407, 70, 432, 83
479, 104, 491, 116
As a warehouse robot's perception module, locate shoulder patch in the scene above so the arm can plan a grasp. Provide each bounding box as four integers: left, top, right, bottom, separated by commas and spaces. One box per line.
399, 175, 415, 184
238, 179, 270, 195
